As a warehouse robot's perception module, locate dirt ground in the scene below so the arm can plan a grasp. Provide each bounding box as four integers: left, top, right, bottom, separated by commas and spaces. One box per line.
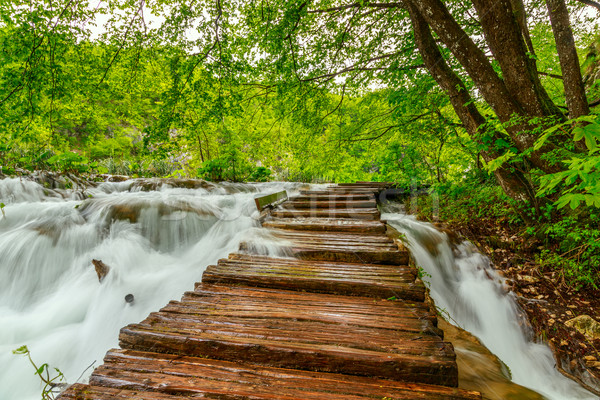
432, 217, 600, 396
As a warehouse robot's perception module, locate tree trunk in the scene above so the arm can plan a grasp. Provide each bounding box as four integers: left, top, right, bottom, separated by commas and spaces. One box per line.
471, 0, 562, 117
408, 0, 561, 174
546, 0, 591, 119
407, 2, 539, 209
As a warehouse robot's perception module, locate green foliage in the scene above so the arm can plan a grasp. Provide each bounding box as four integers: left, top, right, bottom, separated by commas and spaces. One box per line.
13, 345, 66, 400
535, 211, 600, 290
537, 115, 600, 210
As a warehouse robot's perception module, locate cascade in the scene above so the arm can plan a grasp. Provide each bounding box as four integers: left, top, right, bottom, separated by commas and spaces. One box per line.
0, 178, 300, 400
383, 209, 596, 399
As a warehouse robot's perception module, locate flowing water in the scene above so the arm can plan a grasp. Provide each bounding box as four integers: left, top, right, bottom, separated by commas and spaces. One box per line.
382, 208, 597, 400
0, 178, 304, 400
1, 179, 596, 400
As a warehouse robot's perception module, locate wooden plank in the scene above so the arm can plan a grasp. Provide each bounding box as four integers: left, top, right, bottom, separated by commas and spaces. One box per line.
187, 284, 430, 313
283, 200, 377, 209
299, 190, 376, 197
117, 284, 455, 385
58, 383, 185, 399
89, 349, 481, 400
269, 229, 394, 244
263, 218, 386, 233
255, 190, 288, 211
217, 257, 416, 278
271, 208, 380, 220
203, 262, 425, 300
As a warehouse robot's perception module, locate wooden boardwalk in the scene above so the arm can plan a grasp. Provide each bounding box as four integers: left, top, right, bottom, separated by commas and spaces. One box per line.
58, 183, 481, 400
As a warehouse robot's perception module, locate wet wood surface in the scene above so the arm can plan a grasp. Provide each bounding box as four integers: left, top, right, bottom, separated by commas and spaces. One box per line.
58, 182, 481, 400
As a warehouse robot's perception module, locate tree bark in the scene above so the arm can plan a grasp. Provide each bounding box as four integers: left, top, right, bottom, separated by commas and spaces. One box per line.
407, 0, 561, 174
407, 2, 539, 208
471, 0, 561, 117
546, 0, 591, 119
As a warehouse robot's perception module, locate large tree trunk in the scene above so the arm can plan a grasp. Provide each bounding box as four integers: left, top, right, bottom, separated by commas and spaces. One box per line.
471, 0, 562, 118
407, 0, 561, 174
546, 0, 591, 119
407, 2, 539, 209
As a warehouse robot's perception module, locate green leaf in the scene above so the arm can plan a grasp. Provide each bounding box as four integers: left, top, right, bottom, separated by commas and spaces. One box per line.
36, 363, 48, 375
12, 345, 28, 355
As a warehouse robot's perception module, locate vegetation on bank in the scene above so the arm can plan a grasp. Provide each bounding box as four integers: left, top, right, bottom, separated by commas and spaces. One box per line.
410, 177, 600, 290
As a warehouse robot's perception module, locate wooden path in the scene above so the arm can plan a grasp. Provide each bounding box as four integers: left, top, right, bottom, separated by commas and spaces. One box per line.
58, 182, 481, 400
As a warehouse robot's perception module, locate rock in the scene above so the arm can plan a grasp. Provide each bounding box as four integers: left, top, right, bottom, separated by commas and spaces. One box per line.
565, 315, 600, 340
92, 259, 110, 282
125, 294, 134, 304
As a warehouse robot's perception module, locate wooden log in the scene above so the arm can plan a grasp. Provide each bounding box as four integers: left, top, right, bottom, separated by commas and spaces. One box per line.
271, 209, 381, 220
89, 349, 482, 400
263, 218, 387, 234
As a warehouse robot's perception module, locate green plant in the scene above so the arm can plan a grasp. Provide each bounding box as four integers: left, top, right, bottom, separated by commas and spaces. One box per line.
0, 202, 5, 218
536, 115, 600, 210
12, 345, 66, 400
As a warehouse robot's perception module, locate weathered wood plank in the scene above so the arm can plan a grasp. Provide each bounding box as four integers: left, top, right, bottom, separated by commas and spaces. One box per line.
58, 383, 186, 399
203, 261, 424, 300
263, 218, 387, 233
271, 208, 380, 220
90, 349, 481, 400
283, 200, 377, 209
119, 324, 457, 386
215, 258, 416, 279
298, 190, 376, 197
269, 229, 393, 243
226, 252, 413, 272
255, 190, 288, 211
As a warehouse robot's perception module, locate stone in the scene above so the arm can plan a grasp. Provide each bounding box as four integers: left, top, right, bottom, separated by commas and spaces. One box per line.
565, 315, 600, 340
92, 259, 110, 282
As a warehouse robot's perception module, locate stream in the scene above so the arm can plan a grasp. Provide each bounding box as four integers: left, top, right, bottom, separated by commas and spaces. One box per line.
0, 178, 302, 400
382, 207, 597, 400
0, 178, 596, 400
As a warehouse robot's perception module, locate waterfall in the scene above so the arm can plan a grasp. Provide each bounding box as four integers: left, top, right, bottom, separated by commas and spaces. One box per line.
0, 178, 301, 400
383, 210, 596, 400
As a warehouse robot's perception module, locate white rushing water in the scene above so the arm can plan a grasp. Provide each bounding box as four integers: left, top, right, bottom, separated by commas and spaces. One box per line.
383, 210, 597, 400
0, 177, 303, 400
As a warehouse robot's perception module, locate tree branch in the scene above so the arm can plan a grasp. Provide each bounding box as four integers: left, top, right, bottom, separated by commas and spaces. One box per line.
308, 2, 404, 14
575, 0, 600, 12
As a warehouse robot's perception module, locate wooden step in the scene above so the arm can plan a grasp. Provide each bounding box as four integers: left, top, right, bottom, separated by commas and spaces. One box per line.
88, 349, 481, 400
263, 218, 386, 234
283, 200, 377, 209
271, 208, 380, 220
338, 181, 392, 187
58, 383, 186, 399
225, 253, 416, 277
118, 284, 457, 386
240, 241, 409, 264
299, 190, 376, 197
202, 257, 425, 300
269, 229, 395, 244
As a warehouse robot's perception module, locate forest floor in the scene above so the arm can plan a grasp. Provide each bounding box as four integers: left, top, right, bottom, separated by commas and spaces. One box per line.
416, 209, 600, 395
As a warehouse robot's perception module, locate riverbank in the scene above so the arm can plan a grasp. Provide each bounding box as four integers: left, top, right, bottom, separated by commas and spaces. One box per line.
406, 184, 600, 396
